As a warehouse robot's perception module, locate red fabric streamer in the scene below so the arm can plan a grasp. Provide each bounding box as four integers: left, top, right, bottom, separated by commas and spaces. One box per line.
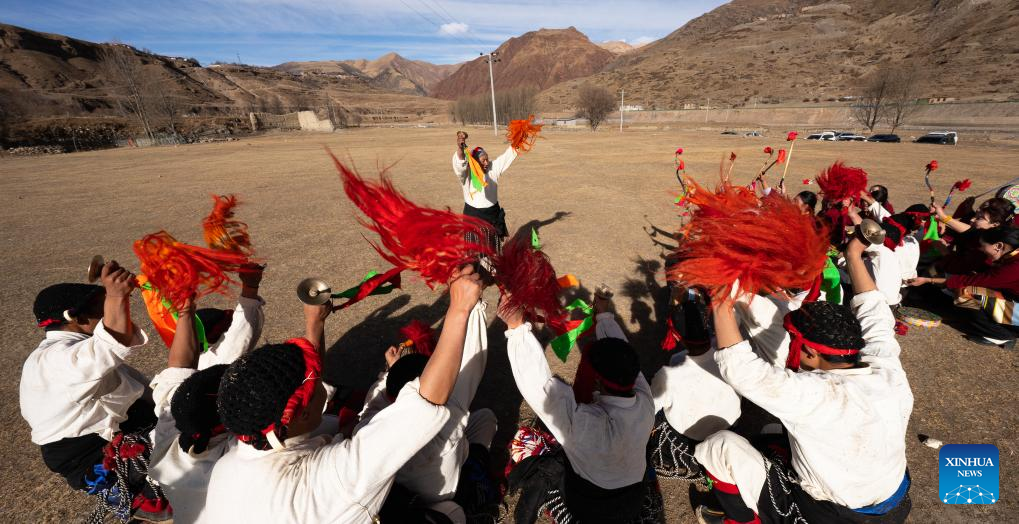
133, 231, 251, 311
675, 147, 684, 155
506, 115, 543, 152
802, 178, 812, 185
927, 160, 938, 172
787, 131, 798, 141
668, 179, 830, 301
335, 267, 403, 311
661, 314, 680, 351
331, 152, 495, 288
763, 146, 773, 154
777, 149, 787, 164
954, 179, 972, 192
494, 234, 567, 332
399, 319, 436, 356
202, 194, 253, 256
815, 161, 869, 203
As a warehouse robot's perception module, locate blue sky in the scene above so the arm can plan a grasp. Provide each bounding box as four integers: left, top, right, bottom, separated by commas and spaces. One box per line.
2, 0, 727, 65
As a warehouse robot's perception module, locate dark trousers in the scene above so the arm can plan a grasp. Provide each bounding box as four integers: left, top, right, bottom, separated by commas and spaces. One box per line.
964, 306, 1019, 341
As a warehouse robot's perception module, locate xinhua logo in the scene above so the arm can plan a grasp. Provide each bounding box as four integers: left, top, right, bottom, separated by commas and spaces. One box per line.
939, 444, 999, 504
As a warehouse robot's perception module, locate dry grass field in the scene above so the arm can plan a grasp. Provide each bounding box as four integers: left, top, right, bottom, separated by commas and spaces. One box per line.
1, 126, 1016, 523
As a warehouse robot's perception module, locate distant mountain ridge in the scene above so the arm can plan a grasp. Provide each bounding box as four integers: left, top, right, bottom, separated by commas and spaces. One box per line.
430, 27, 616, 100
539, 0, 1019, 109
275, 53, 460, 95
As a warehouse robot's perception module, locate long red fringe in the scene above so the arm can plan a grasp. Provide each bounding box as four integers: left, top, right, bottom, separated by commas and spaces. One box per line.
668, 179, 830, 300
506, 115, 542, 152
400, 319, 436, 356
133, 231, 250, 310
203, 194, 253, 256
330, 152, 495, 287
494, 234, 566, 331
815, 161, 868, 203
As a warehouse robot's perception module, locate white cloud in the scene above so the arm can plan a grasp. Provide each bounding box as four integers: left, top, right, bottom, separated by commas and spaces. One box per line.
439, 22, 469, 36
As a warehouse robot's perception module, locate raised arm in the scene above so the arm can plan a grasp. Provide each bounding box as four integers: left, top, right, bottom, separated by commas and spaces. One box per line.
487, 146, 518, 183
933, 203, 970, 233
200, 264, 266, 368
846, 238, 901, 361
418, 266, 483, 405
447, 300, 489, 412
100, 260, 138, 346
453, 132, 468, 183
501, 304, 578, 446
167, 298, 199, 369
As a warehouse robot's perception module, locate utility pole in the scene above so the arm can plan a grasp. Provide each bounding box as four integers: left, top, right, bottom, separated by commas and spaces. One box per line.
705, 97, 710, 123
482, 52, 500, 135
619, 89, 624, 132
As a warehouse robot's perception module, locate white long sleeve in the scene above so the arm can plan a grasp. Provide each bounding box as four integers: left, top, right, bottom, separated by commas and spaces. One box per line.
198, 295, 265, 370
449, 300, 489, 412
486, 146, 517, 183
20, 322, 149, 444
505, 323, 577, 445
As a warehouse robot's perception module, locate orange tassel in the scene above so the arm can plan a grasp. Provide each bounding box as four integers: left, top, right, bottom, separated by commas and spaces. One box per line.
203, 194, 253, 256
668, 179, 830, 301
506, 115, 542, 152
134, 231, 251, 310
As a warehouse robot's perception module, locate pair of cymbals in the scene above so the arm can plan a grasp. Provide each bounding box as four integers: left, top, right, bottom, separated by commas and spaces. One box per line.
87, 255, 105, 283
857, 219, 887, 246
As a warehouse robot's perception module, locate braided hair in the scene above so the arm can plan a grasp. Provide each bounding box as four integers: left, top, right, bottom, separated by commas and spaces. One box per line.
217, 343, 306, 450
172, 364, 229, 454
587, 337, 641, 397
385, 353, 429, 399
789, 302, 864, 364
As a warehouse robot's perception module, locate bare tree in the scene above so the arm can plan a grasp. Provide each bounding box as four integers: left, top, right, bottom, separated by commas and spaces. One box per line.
100, 44, 156, 140
575, 84, 616, 131
152, 86, 181, 142
452, 87, 537, 125
851, 68, 894, 132
883, 66, 924, 133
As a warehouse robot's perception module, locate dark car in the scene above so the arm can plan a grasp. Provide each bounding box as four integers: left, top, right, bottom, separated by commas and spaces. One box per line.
915, 134, 952, 145
866, 134, 901, 143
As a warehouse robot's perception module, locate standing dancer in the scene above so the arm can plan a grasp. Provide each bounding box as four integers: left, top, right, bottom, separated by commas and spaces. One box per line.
453, 130, 516, 241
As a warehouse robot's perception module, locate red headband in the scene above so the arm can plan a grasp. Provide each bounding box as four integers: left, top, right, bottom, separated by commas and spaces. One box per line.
596, 372, 635, 393
237, 338, 321, 444
37, 318, 62, 328
882, 217, 907, 250
783, 313, 860, 370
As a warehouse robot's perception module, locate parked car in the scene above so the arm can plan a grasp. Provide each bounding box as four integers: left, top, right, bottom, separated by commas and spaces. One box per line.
866, 134, 901, 143
721, 130, 739, 135
806, 131, 836, 141
835, 132, 866, 141
915, 131, 958, 145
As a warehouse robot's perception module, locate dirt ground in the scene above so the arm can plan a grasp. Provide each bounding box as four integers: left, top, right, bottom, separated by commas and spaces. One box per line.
1, 126, 1016, 523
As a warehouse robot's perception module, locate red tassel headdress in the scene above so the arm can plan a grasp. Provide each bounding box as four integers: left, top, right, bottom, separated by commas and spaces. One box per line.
668, 178, 830, 300
815, 161, 868, 203
331, 152, 495, 287
493, 234, 566, 331
506, 115, 543, 152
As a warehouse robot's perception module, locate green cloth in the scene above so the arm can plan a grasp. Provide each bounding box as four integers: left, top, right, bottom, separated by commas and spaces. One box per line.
549, 299, 594, 362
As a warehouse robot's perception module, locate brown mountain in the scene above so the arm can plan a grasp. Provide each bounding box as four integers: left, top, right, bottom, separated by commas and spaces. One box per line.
0, 23, 449, 138
598, 40, 652, 55
276, 53, 460, 95
430, 27, 615, 100
539, 0, 1019, 110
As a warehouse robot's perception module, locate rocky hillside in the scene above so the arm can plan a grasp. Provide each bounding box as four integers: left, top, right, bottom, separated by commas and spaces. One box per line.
276, 53, 460, 95
539, 0, 1019, 110
0, 23, 449, 134
430, 27, 615, 100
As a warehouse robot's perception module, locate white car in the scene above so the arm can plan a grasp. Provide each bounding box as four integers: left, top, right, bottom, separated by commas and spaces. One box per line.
834, 132, 866, 141
806, 131, 836, 141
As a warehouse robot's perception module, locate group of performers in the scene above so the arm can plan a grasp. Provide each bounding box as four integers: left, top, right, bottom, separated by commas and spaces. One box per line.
18, 124, 1018, 524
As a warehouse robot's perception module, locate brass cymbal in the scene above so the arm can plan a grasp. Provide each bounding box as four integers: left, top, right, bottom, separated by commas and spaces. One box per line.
857, 219, 887, 246
87, 255, 105, 283
297, 277, 332, 305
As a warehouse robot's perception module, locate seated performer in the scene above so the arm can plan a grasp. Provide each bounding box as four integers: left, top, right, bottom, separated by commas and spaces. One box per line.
934, 197, 1015, 274
793, 191, 818, 215
910, 226, 1019, 348
203, 266, 484, 523
353, 297, 497, 511
453, 130, 517, 238
147, 266, 264, 523
20, 262, 170, 521
846, 204, 904, 307
694, 236, 913, 524
650, 291, 741, 480
503, 297, 655, 523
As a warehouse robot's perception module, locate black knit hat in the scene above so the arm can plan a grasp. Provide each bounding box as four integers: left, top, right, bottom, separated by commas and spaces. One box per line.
172, 364, 229, 454
217, 343, 306, 450
587, 337, 641, 394
789, 302, 864, 363
33, 283, 103, 327
385, 353, 429, 399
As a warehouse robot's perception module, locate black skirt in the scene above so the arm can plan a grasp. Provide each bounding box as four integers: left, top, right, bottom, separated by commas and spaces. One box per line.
463, 203, 508, 238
